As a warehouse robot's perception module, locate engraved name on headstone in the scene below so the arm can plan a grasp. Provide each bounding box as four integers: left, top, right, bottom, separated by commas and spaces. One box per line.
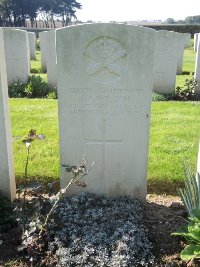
57, 24, 156, 200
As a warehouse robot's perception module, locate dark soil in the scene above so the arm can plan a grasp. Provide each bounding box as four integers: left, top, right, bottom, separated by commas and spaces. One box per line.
0, 189, 200, 267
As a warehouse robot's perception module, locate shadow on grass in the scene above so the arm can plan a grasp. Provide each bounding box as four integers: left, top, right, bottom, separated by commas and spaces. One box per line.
148, 179, 184, 196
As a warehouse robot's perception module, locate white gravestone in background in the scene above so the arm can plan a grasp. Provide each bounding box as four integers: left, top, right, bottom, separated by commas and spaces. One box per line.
153, 30, 178, 94
28, 32, 36, 60
46, 30, 57, 90
184, 33, 191, 48
3, 29, 30, 84
57, 24, 156, 200
197, 142, 200, 174
194, 37, 200, 94
194, 33, 199, 52
176, 32, 185, 75
39, 31, 48, 72
0, 29, 16, 201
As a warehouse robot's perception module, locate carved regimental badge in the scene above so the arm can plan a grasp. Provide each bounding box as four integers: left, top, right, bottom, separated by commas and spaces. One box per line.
84, 37, 127, 84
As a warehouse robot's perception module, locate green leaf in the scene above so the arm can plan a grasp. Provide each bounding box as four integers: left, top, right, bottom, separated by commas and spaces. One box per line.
191, 209, 200, 220
180, 244, 200, 261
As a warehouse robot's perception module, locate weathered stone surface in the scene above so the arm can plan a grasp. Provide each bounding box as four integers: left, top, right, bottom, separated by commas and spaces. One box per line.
184, 33, 191, 48
0, 29, 16, 201
197, 141, 200, 174
39, 31, 48, 72
176, 32, 185, 75
46, 30, 57, 90
153, 30, 178, 93
194, 37, 200, 93
57, 23, 156, 200
194, 33, 199, 52
28, 32, 36, 60
3, 28, 30, 84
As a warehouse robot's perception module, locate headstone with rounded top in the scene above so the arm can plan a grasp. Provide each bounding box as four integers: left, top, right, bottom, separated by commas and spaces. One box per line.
46, 30, 57, 90
153, 30, 179, 93
56, 23, 156, 201
3, 28, 30, 84
39, 31, 48, 72
28, 32, 36, 60
0, 28, 16, 201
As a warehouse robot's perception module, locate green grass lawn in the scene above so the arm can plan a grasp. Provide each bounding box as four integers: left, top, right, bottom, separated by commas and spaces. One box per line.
10, 99, 200, 191
31, 51, 42, 71
9, 39, 199, 194
10, 99, 59, 182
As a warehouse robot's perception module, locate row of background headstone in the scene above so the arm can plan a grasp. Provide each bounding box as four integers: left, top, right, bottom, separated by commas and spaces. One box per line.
0, 27, 194, 94
0, 24, 199, 202
0, 29, 36, 85
39, 29, 192, 94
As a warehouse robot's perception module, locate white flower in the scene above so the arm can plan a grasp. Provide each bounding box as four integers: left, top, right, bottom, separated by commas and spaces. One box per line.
26, 142, 31, 147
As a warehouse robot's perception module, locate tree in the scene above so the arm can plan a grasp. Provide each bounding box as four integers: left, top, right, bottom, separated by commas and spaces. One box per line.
165, 18, 176, 24
0, 0, 82, 27
185, 15, 200, 24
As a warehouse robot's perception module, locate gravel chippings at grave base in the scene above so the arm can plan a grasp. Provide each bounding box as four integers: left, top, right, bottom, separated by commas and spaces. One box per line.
48, 192, 155, 267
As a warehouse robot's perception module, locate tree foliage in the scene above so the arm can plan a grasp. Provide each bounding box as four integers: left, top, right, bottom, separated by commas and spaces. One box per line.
185, 15, 200, 24
0, 0, 82, 27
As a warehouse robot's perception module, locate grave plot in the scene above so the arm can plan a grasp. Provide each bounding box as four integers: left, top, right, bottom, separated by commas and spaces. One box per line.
57, 23, 156, 200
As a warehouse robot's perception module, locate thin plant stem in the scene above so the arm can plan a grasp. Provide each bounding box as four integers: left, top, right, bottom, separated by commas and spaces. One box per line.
38, 160, 94, 238
22, 144, 30, 233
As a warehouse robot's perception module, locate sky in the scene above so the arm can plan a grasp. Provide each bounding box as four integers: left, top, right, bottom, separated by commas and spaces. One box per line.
76, 0, 199, 22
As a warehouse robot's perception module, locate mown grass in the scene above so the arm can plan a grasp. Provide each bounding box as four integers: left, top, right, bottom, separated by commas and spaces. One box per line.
149, 102, 200, 181
9, 39, 199, 194
10, 99, 59, 182
30, 51, 42, 71
31, 51, 47, 81
10, 99, 200, 188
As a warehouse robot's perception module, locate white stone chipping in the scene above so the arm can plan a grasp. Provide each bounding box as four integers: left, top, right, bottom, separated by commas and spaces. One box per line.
0, 28, 16, 201
56, 23, 156, 200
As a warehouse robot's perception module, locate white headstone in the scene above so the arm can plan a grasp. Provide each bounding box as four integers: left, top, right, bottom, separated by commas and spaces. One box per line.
194, 33, 199, 52
153, 30, 178, 94
176, 32, 185, 75
197, 141, 200, 174
0, 29, 16, 201
194, 37, 200, 93
57, 23, 156, 200
39, 31, 48, 72
184, 33, 191, 48
28, 32, 36, 60
3, 29, 30, 84
46, 30, 57, 90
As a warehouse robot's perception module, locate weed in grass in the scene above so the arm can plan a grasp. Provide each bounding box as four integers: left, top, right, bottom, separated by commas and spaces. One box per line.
152, 92, 174, 101
8, 75, 50, 99
25, 75, 49, 98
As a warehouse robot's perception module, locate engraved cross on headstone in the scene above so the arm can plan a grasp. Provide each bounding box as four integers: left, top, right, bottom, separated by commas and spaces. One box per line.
85, 118, 122, 181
